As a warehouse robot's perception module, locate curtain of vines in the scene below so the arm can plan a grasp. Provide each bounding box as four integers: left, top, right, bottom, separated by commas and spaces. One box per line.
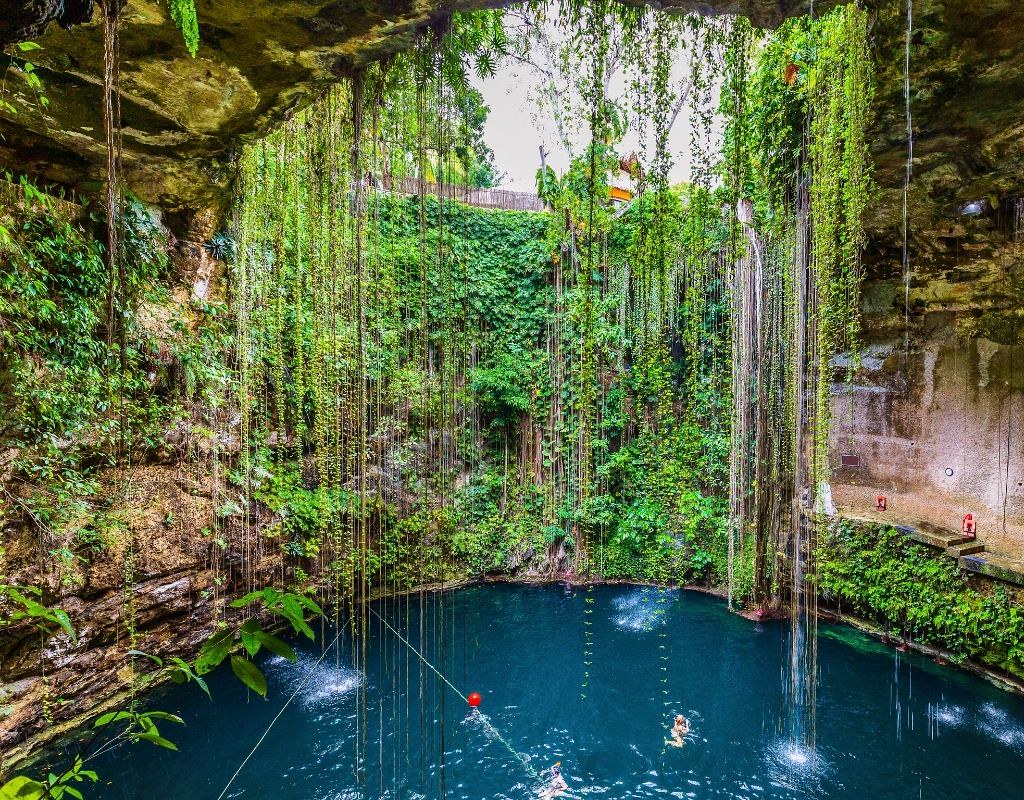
721, 3, 873, 747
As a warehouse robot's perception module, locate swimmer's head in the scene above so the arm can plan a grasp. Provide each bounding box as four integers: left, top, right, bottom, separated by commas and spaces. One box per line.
675, 715, 684, 723
552, 763, 561, 776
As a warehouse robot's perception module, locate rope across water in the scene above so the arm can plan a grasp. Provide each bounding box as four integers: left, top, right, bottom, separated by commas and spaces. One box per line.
215, 625, 346, 800
368, 605, 544, 783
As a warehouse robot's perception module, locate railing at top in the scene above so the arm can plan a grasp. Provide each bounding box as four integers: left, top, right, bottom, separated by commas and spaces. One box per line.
380, 175, 547, 213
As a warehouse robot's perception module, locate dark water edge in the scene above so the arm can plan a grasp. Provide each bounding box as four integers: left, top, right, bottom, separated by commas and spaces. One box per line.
58, 583, 1024, 799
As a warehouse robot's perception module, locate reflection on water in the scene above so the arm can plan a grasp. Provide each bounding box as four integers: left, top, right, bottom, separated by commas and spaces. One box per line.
978, 702, 1024, 750
85, 585, 1024, 799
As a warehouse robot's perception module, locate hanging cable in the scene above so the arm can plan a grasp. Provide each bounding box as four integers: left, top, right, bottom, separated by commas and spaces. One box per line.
368, 605, 543, 783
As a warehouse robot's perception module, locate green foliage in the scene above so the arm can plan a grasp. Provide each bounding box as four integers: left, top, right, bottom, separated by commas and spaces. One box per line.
0, 585, 76, 641
93, 709, 185, 751
193, 588, 322, 697
254, 459, 356, 558
470, 348, 536, 425
129, 649, 212, 699
0, 41, 49, 127
818, 523, 1024, 677
0, 185, 166, 483
0, 757, 96, 800
167, 0, 200, 57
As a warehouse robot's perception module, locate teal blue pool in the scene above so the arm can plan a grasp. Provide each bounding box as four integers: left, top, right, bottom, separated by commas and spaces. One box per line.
85, 584, 1024, 798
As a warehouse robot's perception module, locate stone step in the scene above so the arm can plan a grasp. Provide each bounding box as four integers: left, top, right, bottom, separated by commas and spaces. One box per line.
959, 552, 1024, 587
948, 542, 986, 557
904, 520, 975, 550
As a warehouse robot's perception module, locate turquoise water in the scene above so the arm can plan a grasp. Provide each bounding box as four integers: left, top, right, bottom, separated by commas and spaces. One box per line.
84, 584, 1024, 799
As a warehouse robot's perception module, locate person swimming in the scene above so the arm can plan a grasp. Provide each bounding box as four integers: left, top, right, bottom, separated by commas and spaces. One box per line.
538, 762, 568, 799
668, 714, 690, 747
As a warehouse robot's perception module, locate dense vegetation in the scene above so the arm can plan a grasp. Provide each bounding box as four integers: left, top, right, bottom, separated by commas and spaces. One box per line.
3, 1, 1024, 796
819, 522, 1024, 680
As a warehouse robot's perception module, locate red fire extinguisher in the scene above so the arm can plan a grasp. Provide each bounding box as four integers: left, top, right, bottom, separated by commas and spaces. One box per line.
962, 513, 976, 538
876, 495, 887, 512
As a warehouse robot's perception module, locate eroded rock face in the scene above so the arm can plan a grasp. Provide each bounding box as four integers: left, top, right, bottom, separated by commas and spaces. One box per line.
0, 463, 284, 770
0, 0, 1020, 235
0, 0, 94, 45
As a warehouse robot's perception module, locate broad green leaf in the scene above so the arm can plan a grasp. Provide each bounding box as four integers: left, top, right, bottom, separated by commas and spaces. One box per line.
127, 649, 162, 666
143, 711, 184, 725
136, 732, 179, 751
94, 710, 134, 727
193, 674, 211, 699
255, 631, 296, 661
229, 590, 264, 608
0, 775, 45, 799
230, 655, 268, 697
240, 629, 261, 657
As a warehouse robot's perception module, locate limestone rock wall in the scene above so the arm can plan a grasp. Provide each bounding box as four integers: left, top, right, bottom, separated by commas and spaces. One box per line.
832, 212, 1024, 551
828, 0, 1024, 554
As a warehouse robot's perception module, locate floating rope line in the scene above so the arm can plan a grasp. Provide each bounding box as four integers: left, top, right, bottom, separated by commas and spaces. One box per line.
215, 625, 346, 800
368, 605, 543, 783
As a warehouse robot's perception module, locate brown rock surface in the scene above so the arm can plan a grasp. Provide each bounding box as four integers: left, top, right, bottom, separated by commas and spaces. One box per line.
0, 464, 281, 771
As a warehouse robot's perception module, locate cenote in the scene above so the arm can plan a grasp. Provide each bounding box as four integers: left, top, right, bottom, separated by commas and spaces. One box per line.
86, 585, 1024, 799
3, 0, 1024, 796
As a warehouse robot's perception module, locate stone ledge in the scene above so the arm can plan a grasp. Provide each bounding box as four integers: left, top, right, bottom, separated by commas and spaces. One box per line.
960, 552, 1024, 587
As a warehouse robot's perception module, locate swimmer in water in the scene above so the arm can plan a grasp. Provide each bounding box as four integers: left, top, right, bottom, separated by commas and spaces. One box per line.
539, 762, 568, 799
667, 714, 690, 747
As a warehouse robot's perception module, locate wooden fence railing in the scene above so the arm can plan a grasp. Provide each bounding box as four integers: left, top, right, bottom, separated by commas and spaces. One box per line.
380, 175, 547, 212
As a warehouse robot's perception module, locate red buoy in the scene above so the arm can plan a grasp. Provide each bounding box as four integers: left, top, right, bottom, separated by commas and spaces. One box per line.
467, 691, 482, 708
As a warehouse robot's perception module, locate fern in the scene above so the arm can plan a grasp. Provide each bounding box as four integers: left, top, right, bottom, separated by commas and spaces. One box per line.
168, 0, 199, 57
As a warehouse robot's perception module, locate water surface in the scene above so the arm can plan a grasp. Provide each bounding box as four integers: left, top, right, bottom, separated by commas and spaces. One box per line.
89, 584, 1024, 798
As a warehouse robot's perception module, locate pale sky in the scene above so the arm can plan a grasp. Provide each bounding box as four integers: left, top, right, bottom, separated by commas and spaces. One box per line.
473, 60, 721, 193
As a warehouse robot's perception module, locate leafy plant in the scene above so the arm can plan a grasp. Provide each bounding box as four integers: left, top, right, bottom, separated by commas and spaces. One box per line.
0, 758, 97, 800
0, 585, 76, 642
167, 0, 200, 57
194, 589, 322, 697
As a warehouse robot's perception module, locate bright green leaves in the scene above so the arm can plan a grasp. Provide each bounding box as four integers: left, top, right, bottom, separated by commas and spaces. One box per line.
93, 709, 185, 751
0, 585, 76, 642
128, 649, 211, 699
191, 589, 317, 698
230, 587, 322, 639
167, 0, 200, 57
0, 775, 42, 799
230, 655, 268, 697
818, 522, 1024, 676
239, 621, 296, 662
0, 758, 97, 800
0, 42, 48, 116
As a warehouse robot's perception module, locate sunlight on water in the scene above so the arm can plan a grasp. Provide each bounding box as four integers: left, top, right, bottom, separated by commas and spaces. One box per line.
85, 586, 1024, 799
934, 703, 965, 727
765, 739, 827, 795
978, 703, 1024, 750
264, 652, 362, 707
612, 587, 677, 632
